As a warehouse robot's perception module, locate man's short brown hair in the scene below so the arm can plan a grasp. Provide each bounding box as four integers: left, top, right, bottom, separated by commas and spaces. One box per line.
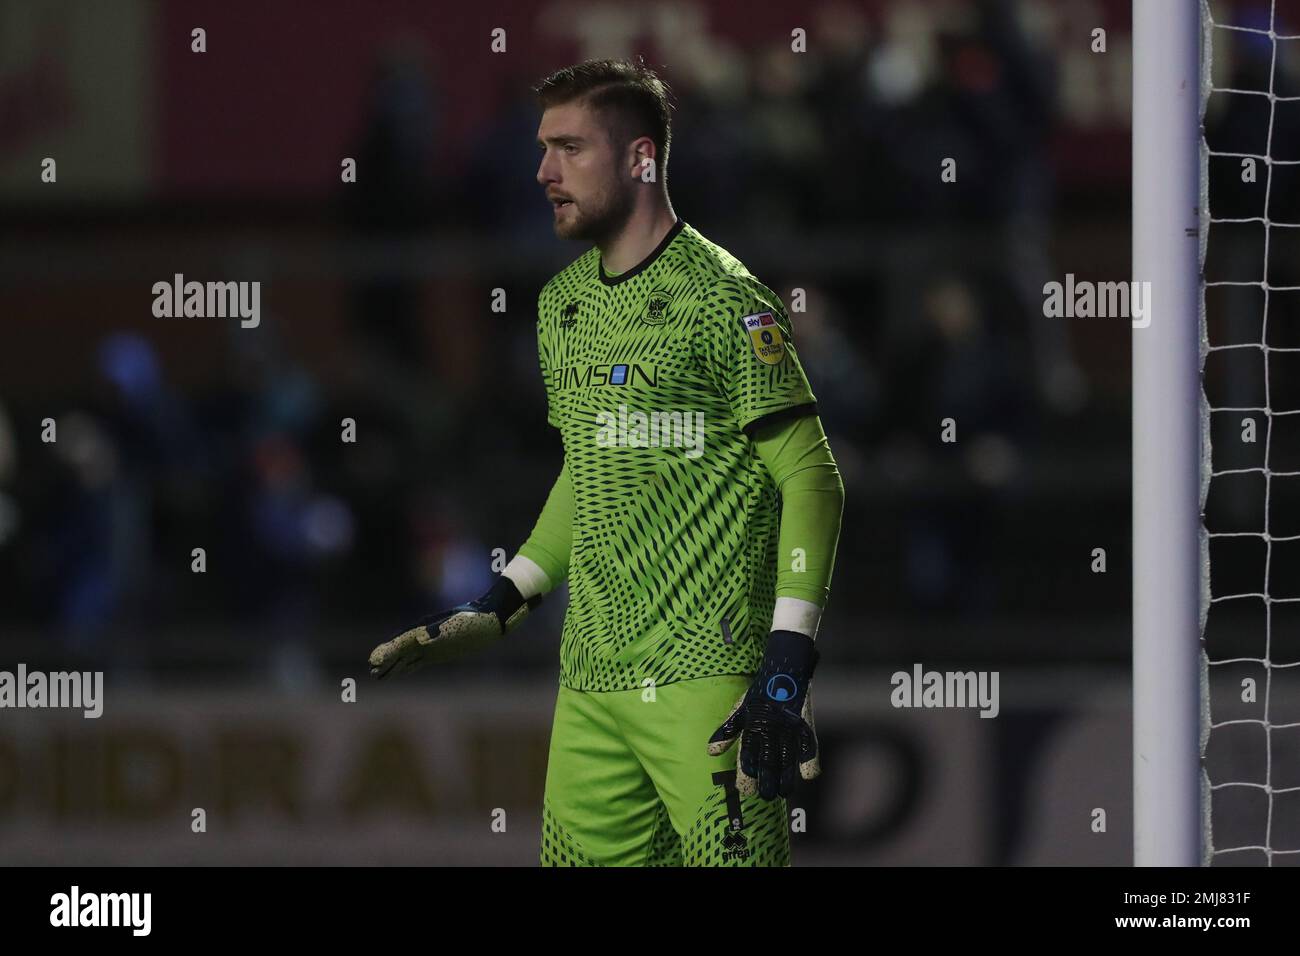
533, 58, 673, 183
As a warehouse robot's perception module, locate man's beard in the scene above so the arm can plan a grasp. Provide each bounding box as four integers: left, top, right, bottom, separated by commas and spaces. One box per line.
554, 178, 634, 244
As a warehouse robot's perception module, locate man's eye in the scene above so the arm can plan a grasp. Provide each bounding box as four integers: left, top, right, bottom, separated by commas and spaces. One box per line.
564, 144, 577, 154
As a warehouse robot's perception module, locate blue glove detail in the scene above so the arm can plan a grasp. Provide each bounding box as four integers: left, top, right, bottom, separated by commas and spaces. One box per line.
708, 630, 821, 800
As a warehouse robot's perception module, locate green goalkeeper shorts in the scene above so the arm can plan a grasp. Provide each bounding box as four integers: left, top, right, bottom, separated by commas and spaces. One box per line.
540, 674, 792, 866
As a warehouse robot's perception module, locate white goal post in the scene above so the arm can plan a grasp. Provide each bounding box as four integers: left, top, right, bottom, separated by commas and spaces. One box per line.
1132, 0, 1206, 866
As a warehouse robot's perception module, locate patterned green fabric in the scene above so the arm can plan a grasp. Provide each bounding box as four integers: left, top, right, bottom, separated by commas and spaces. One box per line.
540, 676, 792, 867
536, 220, 817, 692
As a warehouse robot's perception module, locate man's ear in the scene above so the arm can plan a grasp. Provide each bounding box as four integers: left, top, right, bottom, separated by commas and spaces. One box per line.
629, 136, 656, 180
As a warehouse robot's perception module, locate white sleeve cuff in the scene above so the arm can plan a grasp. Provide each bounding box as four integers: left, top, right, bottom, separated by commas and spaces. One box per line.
771, 596, 823, 639
503, 554, 552, 600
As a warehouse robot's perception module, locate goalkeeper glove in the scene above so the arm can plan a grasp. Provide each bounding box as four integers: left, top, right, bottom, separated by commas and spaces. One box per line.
707, 629, 820, 800
368, 575, 540, 679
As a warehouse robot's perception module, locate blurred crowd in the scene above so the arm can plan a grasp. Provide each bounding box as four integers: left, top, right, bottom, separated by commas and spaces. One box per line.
0, 0, 1167, 683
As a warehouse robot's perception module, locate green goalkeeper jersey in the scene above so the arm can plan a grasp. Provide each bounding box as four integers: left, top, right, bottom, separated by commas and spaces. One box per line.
536, 219, 818, 692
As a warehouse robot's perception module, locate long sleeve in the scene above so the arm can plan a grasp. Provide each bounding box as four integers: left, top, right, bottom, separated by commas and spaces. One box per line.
515, 463, 575, 589
750, 413, 845, 608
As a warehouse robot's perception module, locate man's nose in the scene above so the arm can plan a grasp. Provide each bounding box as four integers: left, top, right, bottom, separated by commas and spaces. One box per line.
537, 152, 557, 186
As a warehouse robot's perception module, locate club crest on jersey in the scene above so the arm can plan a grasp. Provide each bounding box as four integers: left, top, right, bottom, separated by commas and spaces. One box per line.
560, 301, 580, 330
742, 311, 786, 365
642, 288, 673, 326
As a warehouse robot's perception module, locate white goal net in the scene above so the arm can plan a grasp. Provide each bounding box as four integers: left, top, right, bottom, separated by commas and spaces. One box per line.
1201, 0, 1300, 866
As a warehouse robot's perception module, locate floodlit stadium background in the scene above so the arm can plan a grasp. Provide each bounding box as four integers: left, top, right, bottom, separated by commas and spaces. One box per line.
0, 0, 1292, 864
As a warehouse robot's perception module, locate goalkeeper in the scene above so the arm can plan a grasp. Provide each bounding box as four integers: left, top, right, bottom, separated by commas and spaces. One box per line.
369, 58, 844, 867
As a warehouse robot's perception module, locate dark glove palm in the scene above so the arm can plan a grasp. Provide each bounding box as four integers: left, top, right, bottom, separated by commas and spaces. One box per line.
708, 630, 820, 799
